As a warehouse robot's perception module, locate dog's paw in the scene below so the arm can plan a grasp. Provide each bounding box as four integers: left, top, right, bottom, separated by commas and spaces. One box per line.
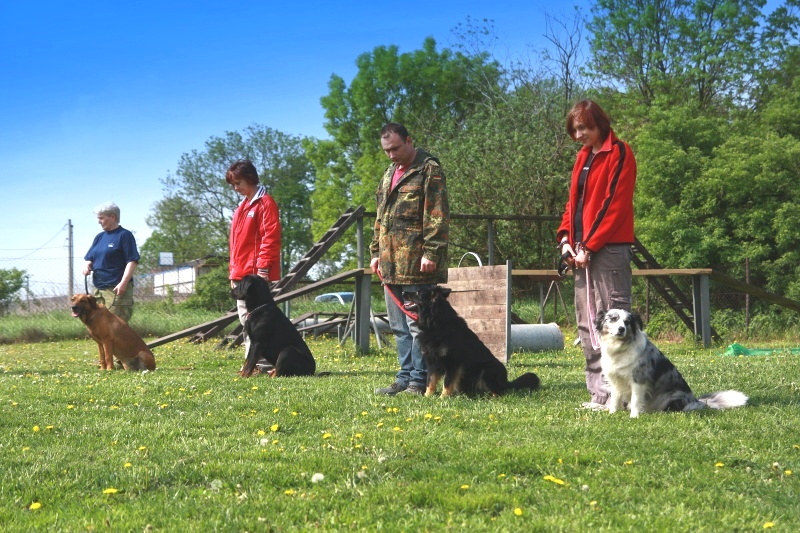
629, 410, 640, 418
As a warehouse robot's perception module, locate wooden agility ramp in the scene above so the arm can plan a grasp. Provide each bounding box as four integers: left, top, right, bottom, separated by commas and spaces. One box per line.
444, 263, 511, 363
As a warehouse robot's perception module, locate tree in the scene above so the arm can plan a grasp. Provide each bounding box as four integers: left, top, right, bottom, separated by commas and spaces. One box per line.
587, 0, 780, 109
432, 78, 577, 268
0, 268, 27, 315
305, 37, 504, 272
142, 125, 314, 277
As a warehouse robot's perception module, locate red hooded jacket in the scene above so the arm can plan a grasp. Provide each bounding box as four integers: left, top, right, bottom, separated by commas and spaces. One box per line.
229, 186, 281, 281
557, 130, 636, 253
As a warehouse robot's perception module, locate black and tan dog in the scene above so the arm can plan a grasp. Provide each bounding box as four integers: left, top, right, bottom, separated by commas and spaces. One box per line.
403, 286, 540, 397
230, 275, 316, 378
70, 294, 156, 371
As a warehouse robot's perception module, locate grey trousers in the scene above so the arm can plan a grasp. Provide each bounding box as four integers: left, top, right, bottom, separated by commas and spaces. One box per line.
573, 244, 632, 404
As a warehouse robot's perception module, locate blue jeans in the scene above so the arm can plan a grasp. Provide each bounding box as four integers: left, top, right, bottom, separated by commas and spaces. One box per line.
384, 284, 432, 387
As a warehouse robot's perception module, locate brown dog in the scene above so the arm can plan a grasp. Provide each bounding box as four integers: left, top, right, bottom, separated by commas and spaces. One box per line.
70, 294, 156, 371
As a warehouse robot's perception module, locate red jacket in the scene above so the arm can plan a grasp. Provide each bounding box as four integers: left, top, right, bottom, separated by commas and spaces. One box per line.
229, 186, 281, 281
557, 130, 636, 253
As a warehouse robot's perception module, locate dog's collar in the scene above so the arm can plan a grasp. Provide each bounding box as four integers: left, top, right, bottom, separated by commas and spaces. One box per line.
244, 303, 273, 322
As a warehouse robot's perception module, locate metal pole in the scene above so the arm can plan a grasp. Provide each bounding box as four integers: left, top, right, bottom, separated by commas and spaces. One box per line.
487, 219, 495, 266
68, 219, 74, 298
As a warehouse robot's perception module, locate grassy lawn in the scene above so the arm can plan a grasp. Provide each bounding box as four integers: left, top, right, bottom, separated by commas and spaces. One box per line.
1, 333, 798, 531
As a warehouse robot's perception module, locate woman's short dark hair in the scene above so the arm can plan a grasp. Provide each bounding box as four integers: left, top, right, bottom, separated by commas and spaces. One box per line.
225, 160, 260, 186
566, 100, 612, 142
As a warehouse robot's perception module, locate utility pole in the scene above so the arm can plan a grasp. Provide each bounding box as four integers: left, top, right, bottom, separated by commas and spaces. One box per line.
68, 219, 74, 299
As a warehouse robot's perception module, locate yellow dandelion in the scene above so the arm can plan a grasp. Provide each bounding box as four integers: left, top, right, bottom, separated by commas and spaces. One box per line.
273, 408, 279, 413
322, 433, 332, 439
257, 429, 266, 436
624, 460, 634, 465
543, 475, 566, 485
284, 489, 296, 495
377, 422, 384, 428
251, 386, 258, 390
785, 470, 793, 476
160, 404, 168, 409
460, 484, 470, 490
29, 502, 42, 511
203, 389, 213, 395
138, 446, 147, 451
270, 424, 280, 432
361, 411, 368, 416
354, 433, 363, 439
123, 462, 132, 468
424, 413, 433, 419
764, 522, 775, 529
558, 458, 563, 464
103, 488, 119, 494
292, 411, 298, 416
33, 426, 40, 432
513, 508, 523, 516
22, 447, 30, 452
46, 426, 54, 430
497, 474, 506, 479
715, 462, 724, 468
67, 405, 75, 409
393, 426, 402, 432
590, 500, 598, 506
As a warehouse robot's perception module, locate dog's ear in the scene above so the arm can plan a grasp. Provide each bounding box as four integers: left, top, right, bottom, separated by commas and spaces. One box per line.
438, 287, 452, 299
594, 310, 606, 332
631, 312, 644, 333
87, 295, 98, 309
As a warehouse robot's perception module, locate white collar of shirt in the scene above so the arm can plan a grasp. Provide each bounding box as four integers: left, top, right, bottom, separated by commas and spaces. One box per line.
240, 185, 266, 206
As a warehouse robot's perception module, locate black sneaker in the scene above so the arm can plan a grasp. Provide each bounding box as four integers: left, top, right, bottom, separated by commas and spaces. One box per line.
374, 382, 407, 395
402, 383, 425, 396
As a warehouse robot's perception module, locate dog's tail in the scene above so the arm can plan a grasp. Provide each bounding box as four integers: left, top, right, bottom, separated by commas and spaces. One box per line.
506, 372, 541, 392
695, 390, 748, 410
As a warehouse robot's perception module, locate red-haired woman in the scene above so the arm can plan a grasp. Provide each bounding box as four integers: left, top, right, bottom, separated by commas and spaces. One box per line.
227, 159, 281, 363
557, 100, 637, 409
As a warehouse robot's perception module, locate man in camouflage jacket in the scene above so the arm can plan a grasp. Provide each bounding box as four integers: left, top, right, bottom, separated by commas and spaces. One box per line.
370, 122, 449, 395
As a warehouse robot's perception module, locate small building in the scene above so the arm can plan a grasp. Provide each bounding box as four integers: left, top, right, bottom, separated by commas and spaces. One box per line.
152, 258, 221, 296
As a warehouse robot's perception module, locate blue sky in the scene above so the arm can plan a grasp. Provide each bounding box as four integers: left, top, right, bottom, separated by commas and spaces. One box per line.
0, 0, 590, 294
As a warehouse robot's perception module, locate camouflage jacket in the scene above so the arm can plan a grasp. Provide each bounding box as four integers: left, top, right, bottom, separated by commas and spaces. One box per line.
370, 148, 449, 285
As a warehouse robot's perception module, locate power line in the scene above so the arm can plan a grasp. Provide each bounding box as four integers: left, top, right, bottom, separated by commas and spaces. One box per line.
0, 224, 68, 259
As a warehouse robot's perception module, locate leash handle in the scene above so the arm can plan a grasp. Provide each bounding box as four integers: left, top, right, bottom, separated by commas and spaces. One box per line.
375, 269, 419, 322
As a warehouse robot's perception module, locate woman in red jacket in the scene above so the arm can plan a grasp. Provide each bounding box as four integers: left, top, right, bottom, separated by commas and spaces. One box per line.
227, 159, 282, 364
557, 100, 637, 409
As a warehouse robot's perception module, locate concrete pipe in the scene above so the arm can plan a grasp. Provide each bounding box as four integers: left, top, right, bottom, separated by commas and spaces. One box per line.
510, 323, 564, 352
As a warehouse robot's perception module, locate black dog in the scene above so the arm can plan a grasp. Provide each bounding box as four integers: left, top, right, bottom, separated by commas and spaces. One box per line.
230, 275, 316, 378
403, 286, 541, 397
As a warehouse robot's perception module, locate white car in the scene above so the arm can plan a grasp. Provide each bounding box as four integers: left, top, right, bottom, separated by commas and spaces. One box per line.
314, 292, 354, 305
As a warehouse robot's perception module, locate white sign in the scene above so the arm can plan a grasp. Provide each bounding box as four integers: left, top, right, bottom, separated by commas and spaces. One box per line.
159, 252, 174, 266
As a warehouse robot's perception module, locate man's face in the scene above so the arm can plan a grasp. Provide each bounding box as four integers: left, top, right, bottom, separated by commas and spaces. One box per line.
381, 133, 416, 168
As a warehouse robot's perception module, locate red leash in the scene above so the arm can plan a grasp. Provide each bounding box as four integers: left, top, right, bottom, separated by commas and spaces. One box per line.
375, 269, 419, 321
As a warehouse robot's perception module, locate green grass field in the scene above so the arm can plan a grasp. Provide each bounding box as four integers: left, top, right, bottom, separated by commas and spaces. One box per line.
1, 333, 798, 532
